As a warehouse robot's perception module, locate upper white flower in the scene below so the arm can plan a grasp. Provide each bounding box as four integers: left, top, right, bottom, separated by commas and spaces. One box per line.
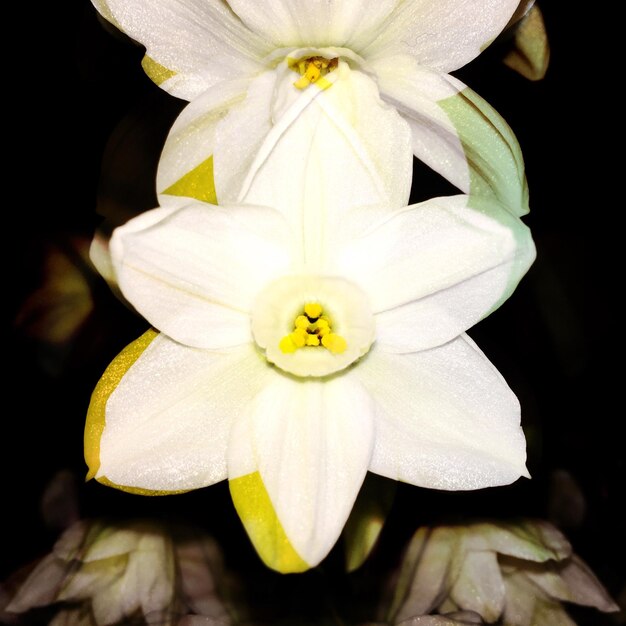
91, 0, 528, 218
85, 145, 535, 572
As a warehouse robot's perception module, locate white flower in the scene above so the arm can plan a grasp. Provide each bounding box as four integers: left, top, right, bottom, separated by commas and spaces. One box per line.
91, 0, 528, 218
388, 520, 619, 625
84, 172, 535, 573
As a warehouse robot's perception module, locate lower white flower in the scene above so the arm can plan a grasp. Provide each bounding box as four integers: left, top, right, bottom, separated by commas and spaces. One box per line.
86, 193, 535, 573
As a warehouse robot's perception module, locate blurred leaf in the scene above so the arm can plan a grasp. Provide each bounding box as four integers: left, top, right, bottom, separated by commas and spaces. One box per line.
503, 5, 550, 81
343, 474, 396, 572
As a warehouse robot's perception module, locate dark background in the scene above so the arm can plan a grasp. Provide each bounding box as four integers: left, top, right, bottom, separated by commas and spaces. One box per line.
5, 1, 623, 623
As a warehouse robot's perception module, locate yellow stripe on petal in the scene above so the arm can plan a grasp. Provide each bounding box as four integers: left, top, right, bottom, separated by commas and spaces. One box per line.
230, 472, 310, 573
162, 156, 218, 204
96, 475, 188, 496
141, 56, 177, 86
85, 329, 190, 496
84, 329, 157, 482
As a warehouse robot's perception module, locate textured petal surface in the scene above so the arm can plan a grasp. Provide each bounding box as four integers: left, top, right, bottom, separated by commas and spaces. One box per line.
156, 77, 250, 198
98, 336, 271, 491
227, 0, 400, 49
228, 372, 374, 569
357, 335, 528, 490
93, 0, 270, 99
450, 551, 506, 621
111, 203, 292, 349
391, 527, 459, 621
364, 0, 519, 73
473, 521, 571, 562
371, 56, 528, 216
336, 195, 534, 352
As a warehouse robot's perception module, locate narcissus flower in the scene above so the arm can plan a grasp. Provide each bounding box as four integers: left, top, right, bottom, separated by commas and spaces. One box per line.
388, 520, 619, 625
85, 184, 535, 573
91, 0, 528, 217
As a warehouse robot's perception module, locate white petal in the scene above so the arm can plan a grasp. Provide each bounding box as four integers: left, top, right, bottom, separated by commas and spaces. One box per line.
450, 551, 506, 622
392, 527, 458, 621
227, 61, 412, 269
228, 372, 374, 568
337, 195, 535, 352
5, 554, 69, 612
370, 56, 529, 216
364, 0, 520, 73
227, 0, 400, 49
91, 534, 174, 625
221, 60, 412, 212
111, 202, 292, 349
211, 70, 280, 205
98, 336, 271, 492
527, 556, 620, 612
473, 520, 571, 563
156, 77, 250, 198
357, 336, 528, 490
93, 0, 270, 99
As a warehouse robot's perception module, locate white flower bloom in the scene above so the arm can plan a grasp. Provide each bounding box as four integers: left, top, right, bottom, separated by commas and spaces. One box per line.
91, 0, 528, 217
84, 161, 535, 572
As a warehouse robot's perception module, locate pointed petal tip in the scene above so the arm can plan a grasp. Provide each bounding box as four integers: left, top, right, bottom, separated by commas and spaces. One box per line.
229, 472, 312, 574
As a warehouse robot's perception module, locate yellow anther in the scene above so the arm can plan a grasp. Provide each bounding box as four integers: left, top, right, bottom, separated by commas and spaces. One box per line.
304, 303, 323, 319
279, 302, 347, 355
292, 56, 338, 90
304, 63, 321, 84
321, 333, 347, 354
291, 329, 307, 348
295, 315, 309, 330
279, 335, 297, 354
293, 74, 312, 89
306, 334, 321, 347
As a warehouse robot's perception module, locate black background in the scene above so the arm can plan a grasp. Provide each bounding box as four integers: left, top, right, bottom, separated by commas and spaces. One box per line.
5, 1, 623, 624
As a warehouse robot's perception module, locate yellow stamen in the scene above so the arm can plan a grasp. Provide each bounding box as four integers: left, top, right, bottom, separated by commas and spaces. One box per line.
279, 302, 347, 355
279, 335, 297, 354
295, 315, 309, 330
291, 329, 307, 347
304, 303, 323, 319
291, 56, 338, 90
321, 333, 347, 354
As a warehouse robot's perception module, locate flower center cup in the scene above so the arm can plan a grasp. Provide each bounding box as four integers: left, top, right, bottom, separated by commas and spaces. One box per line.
251, 276, 375, 378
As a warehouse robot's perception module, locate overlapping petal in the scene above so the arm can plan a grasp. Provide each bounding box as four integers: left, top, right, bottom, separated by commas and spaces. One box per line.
363, 0, 520, 72
213, 60, 412, 212
96, 0, 271, 99
370, 55, 529, 216
335, 195, 535, 352
97, 336, 270, 492
111, 202, 292, 349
